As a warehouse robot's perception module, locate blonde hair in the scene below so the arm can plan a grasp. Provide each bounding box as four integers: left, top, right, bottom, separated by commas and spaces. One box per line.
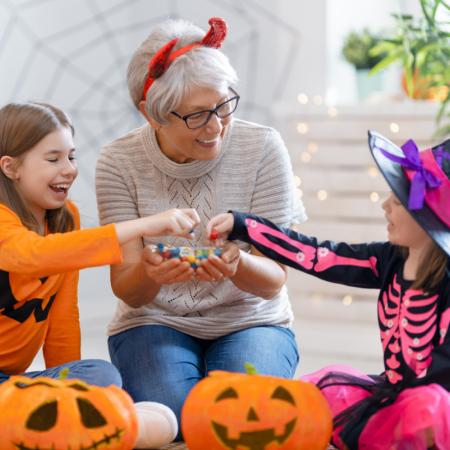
0, 102, 75, 233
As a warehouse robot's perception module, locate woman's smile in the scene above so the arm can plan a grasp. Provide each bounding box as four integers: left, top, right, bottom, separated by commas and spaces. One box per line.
195, 136, 220, 148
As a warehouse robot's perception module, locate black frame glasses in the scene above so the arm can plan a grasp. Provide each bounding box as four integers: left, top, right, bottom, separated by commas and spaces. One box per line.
171, 87, 240, 129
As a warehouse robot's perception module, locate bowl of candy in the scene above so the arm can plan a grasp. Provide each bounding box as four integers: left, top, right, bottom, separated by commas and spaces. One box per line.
153, 243, 223, 269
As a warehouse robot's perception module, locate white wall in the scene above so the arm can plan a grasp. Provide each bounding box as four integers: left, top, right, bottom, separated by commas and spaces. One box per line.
0, 0, 327, 327
326, 0, 423, 103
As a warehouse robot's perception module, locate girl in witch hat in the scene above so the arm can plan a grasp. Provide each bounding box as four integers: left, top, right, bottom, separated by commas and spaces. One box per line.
207, 131, 450, 449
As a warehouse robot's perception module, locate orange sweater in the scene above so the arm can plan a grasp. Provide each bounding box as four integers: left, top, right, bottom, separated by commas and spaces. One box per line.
0, 202, 122, 375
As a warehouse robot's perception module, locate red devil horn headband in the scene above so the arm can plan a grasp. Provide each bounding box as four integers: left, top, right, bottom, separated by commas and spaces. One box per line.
142, 17, 228, 101
201, 17, 227, 48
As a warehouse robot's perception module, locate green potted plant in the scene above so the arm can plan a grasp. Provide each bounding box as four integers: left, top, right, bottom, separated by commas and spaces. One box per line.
370, 0, 450, 137
342, 29, 385, 100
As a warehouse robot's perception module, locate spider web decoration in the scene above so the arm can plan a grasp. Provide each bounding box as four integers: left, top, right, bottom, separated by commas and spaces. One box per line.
0, 0, 300, 224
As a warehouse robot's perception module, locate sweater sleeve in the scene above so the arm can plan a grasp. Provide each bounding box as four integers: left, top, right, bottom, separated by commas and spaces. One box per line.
43, 269, 81, 368
250, 128, 307, 227
96, 144, 139, 225
0, 204, 122, 278
229, 211, 388, 289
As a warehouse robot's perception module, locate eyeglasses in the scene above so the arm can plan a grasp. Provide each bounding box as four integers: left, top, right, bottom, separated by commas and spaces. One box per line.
171, 88, 240, 129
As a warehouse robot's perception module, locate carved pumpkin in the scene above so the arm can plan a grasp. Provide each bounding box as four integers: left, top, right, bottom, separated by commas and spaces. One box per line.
0, 375, 138, 450
181, 370, 332, 450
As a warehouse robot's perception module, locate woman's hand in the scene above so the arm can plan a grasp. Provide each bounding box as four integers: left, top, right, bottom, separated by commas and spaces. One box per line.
144, 208, 200, 238
195, 241, 240, 282
141, 245, 195, 285
206, 213, 234, 242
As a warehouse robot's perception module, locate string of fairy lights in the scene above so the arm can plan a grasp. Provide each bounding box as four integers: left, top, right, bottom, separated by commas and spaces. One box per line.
290, 92, 403, 307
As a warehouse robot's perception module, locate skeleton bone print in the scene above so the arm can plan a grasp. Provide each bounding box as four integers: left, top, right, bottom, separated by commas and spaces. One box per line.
379, 274, 439, 383
227, 211, 450, 389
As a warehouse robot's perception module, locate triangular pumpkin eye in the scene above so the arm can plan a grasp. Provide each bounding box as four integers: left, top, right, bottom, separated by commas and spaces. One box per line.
271, 386, 296, 405
26, 401, 58, 431
215, 387, 239, 402
77, 398, 107, 428
15, 381, 55, 389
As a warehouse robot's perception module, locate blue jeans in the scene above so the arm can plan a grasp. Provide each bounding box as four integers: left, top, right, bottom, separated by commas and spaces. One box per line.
108, 324, 299, 441
0, 359, 122, 387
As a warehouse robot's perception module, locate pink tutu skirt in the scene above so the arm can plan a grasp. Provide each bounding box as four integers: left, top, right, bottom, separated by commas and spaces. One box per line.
302, 365, 450, 449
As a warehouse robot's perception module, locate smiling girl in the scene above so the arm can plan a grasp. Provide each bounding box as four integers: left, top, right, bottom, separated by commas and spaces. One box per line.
0, 102, 199, 386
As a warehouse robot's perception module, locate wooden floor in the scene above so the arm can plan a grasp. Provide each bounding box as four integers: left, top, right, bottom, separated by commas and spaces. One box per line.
133, 443, 185, 450
158, 444, 187, 450
155, 443, 338, 449
155, 444, 338, 449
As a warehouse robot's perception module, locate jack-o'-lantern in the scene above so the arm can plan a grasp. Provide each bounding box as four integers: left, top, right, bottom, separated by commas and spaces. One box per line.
0, 375, 138, 450
181, 370, 332, 450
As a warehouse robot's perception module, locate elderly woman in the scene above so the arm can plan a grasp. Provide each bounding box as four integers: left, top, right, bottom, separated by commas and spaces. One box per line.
96, 17, 306, 436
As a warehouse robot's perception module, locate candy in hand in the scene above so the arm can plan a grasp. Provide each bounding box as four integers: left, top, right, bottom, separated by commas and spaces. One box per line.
154, 243, 222, 269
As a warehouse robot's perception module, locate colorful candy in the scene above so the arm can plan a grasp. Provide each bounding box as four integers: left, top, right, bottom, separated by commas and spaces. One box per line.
153, 243, 223, 268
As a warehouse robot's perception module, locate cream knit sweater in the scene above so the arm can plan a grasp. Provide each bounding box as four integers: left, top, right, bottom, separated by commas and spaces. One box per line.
96, 118, 306, 339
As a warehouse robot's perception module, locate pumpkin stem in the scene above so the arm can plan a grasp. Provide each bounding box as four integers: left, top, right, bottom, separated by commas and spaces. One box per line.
58, 367, 70, 380
244, 362, 258, 375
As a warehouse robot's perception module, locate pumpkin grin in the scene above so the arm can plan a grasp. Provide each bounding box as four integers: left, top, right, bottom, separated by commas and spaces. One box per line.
13, 428, 124, 450
182, 370, 333, 450
212, 417, 297, 450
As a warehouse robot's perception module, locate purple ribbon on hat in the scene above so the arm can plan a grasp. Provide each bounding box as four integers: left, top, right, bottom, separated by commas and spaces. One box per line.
377, 139, 442, 210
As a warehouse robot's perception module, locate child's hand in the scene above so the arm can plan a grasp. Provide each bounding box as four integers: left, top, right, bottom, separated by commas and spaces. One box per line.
114, 209, 200, 245
206, 213, 234, 242
146, 208, 200, 238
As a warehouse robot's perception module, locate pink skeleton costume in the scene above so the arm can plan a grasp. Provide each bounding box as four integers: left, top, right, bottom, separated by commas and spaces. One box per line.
226, 131, 450, 449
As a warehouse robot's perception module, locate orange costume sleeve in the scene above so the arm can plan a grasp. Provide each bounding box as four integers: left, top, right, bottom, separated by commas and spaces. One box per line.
0, 202, 122, 374
0, 203, 122, 277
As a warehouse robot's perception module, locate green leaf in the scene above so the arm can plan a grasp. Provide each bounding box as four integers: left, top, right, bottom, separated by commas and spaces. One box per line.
416, 47, 428, 70
370, 41, 398, 56
244, 362, 258, 375
392, 13, 414, 21
369, 49, 403, 74
402, 52, 416, 97
58, 367, 69, 380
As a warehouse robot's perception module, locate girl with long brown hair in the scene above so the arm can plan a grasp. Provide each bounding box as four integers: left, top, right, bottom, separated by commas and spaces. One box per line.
0, 102, 198, 386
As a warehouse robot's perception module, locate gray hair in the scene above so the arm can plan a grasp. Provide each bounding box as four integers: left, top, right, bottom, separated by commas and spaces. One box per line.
127, 19, 238, 124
